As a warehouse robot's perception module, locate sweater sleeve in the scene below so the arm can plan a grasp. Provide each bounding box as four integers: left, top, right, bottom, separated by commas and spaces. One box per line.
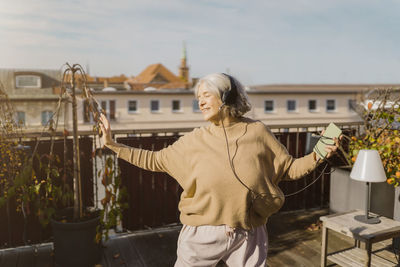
278, 151, 320, 181
262, 124, 320, 182
105, 131, 192, 181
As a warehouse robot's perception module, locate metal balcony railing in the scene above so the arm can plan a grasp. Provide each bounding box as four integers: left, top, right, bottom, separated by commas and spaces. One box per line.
0, 122, 362, 247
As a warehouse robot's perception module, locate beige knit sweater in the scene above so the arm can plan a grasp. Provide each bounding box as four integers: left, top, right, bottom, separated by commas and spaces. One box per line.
106, 118, 319, 229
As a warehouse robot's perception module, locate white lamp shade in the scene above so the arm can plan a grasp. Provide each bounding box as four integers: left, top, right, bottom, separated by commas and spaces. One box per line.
350, 150, 387, 182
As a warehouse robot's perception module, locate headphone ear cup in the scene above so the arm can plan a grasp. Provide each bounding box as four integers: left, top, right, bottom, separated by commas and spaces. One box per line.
221, 73, 238, 106
223, 87, 237, 106
222, 91, 228, 105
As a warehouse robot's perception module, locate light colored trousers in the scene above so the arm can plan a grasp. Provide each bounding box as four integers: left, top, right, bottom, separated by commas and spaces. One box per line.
174, 224, 268, 267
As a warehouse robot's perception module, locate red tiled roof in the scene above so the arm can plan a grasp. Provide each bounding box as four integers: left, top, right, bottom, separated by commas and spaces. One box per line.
126, 63, 188, 90
159, 81, 188, 89
128, 63, 181, 83
96, 74, 128, 83
64, 74, 128, 84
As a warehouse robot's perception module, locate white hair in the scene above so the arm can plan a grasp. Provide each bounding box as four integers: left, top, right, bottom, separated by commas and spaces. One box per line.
194, 73, 252, 118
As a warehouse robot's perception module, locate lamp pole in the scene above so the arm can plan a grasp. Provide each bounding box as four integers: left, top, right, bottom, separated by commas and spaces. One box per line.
365, 182, 370, 220
351, 150, 386, 224
354, 181, 381, 224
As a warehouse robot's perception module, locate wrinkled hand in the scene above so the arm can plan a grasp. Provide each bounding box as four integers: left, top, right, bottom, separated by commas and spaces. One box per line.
99, 114, 114, 146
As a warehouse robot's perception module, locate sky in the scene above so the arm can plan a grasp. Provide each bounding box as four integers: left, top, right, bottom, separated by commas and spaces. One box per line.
1, 0, 399, 85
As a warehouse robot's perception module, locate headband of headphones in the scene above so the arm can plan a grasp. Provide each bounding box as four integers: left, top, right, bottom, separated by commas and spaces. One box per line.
221, 73, 238, 106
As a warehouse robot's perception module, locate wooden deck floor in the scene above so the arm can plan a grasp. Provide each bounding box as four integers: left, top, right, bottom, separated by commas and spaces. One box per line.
0, 209, 398, 267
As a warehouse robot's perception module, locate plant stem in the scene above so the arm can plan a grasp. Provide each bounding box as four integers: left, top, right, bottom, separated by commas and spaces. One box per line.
71, 65, 83, 220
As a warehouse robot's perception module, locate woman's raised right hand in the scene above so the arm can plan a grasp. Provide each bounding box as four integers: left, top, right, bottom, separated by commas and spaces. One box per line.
99, 113, 114, 146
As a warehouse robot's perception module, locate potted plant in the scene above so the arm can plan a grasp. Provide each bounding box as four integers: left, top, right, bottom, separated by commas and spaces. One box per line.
0, 83, 68, 249
50, 63, 128, 267
347, 88, 400, 217
0, 70, 94, 266
1, 69, 128, 264
0, 85, 33, 246
39, 136, 127, 267
331, 88, 400, 218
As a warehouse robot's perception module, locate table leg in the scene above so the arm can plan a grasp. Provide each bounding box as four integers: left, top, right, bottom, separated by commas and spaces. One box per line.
321, 225, 328, 267
364, 242, 372, 267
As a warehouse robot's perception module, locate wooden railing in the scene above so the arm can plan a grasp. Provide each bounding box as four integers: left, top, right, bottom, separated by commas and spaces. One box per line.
0, 121, 362, 246
0, 138, 94, 248
114, 122, 361, 230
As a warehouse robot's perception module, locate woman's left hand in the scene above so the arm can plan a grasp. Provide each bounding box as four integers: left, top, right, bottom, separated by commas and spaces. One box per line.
325, 136, 340, 159
315, 130, 342, 160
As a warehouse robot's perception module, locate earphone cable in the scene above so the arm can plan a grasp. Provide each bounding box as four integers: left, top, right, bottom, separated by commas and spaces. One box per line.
218, 107, 338, 226
219, 108, 255, 195
284, 162, 329, 197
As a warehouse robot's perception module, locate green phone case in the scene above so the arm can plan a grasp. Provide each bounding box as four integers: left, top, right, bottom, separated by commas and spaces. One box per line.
313, 122, 342, 159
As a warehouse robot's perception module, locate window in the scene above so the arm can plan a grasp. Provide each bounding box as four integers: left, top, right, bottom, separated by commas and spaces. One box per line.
308, 100, 317, 112
128, 100, 138, 113
15, 111, 25, 126
151, 100, 160, 112
83, 99, 91, 123
264, 100, 274, 113
15, 75, 41, 88
193, 99, 200, 112
110, 100, 115, 120
172, 100, 181, 112
101, 100, 116, 120
326, 99, 336, 112
287, 100, 297, 112
348, 99, 357, 112
41, 111, 53, 126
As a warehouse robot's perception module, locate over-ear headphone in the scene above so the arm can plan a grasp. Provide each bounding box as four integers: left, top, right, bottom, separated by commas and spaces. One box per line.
221, 73, 238, 106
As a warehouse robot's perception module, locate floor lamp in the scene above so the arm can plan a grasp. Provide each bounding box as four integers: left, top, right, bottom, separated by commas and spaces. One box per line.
350, 150, 387, 224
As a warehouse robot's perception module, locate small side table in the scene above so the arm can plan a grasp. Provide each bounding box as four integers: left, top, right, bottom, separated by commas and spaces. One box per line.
320, 210, 400, 267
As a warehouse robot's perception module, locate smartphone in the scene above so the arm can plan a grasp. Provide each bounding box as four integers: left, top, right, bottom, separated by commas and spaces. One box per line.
313, 122, 342, 159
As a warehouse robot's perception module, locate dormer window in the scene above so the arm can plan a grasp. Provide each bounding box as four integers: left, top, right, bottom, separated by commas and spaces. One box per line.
15, 75, 42, 88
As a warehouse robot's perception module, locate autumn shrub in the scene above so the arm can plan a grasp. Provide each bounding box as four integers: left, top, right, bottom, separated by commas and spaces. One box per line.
346, 88, 400, 187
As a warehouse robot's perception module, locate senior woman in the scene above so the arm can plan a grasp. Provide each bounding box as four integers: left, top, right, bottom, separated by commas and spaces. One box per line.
99, 73, 339, 266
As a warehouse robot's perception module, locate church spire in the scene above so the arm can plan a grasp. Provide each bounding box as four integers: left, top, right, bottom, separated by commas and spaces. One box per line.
182, 41, 187, 61
179, 41, 189, 84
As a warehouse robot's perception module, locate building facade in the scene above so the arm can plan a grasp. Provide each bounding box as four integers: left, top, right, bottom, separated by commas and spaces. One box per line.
3, 67, 398, 133
0, 68, 66, 130
79, 85, 368, 131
